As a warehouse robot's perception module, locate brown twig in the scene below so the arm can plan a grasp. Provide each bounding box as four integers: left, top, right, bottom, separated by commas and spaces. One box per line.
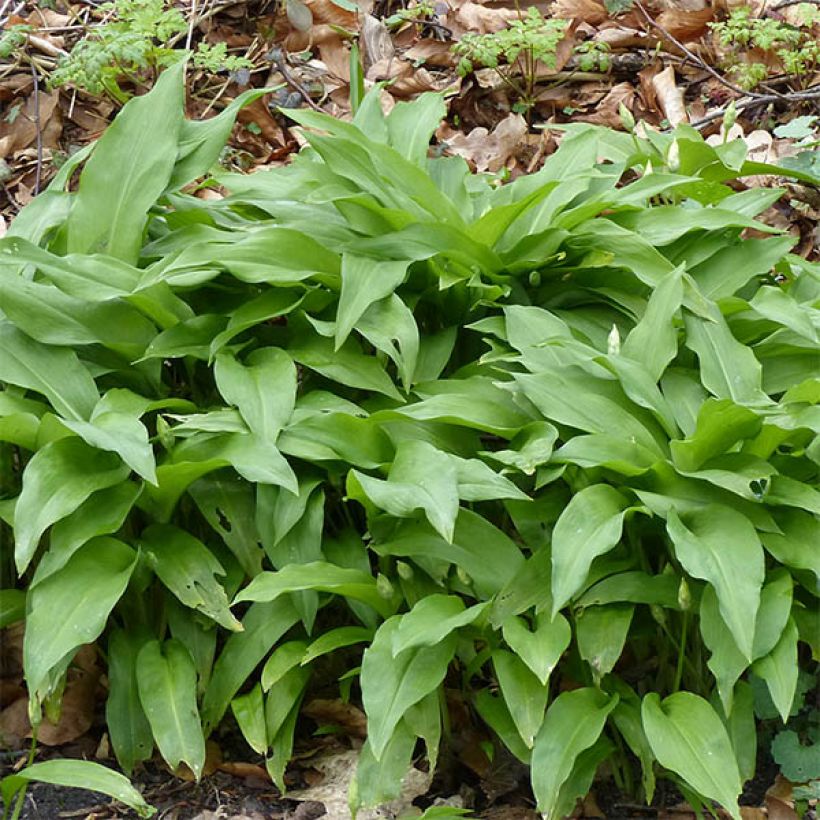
771, 0, 820, 7
267, 47, 324, 112
687, 84, 820, 129
29, 60, 43, 195
634, 0, 780, 101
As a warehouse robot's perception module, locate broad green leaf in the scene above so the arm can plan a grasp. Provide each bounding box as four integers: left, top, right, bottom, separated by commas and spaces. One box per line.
14, 437, 130, 573
356, 294, 419, 390
531, 687, 617, 818
482, 421, 558, 475
750, 285, 818, 343
576, 571, 679, 609
264, 665, 310, 791
235, 561, 396, 618
717, 681, 757, 785
215, 348, 297, 442
493, 649, 548, 748
166, 597, 218, 694
622, 267, 683, 382
136, 639, 206, 780
391, 595, 488, 656
551, 484, 631, 615
398, 377, 532, 437
0, 760, 154, 818
140, 524, 242, 632
34, 481, 141, 585
671, 399, 761, 472
139, 315, 226, 361
0, 323, 98, 421
62, 413, 157, 484
352, 723, 417, 812
231, 684, 267, 755
752, 617, 799, 724
360, 616, 457, 759
106, 628, 153, 775
386, 93, 445, 167
610, 682, 655, 803
25, 537, 136, 700
336, 255, 409, 348
373, 510, 524, 597
290, 326, 402, 401
189, 475, 264, 578
501, 611, 570, 686
201, 599, 300, 733
761, 510, 820, 581
351, 440, 459, 542
67, 61, 184, 262
261, 640, 309, 690
302, 626, 373, 665
576, 604, 634, 680
642, 692, 742, 820
0, 275, 156, 358
474, 689, 531, 763
667, 506, 764, 660
684, 309, 768, 406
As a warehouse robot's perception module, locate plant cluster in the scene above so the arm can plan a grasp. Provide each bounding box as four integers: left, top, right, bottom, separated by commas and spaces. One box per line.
48, 0, 252, 103
1, 64, 819, 819
453, 8, 614, 111
709, 5, 820, 90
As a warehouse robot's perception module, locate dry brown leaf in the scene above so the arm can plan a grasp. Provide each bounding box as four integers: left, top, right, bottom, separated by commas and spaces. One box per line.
236, 97, 286, 147
37, 664, 100, 746
579, 82, 637, 128
218, 761, 271, 780
361, 14, 394, 69
318, 37, 352, 82
740, 808, 768, 819
656, 7, 713, 40
766, 774, 799, 820
305, 0, 358, 27
552, 0, 608, 25
303, 698, 368, 737
442, 112, 527, 173
0, 91, 60, 159
403, 39, 455, 67
652, 65, 688, 126
453, 2, 517, 34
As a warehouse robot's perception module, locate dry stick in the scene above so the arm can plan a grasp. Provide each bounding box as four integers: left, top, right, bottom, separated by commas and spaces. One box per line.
268, 47, 324, 112
687, 84, 820, 129
185, 0, 197, 51
634, 0, 781, 101
29, 60, 43, 195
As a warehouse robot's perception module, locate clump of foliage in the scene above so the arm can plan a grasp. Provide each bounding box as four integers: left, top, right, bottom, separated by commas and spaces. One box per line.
0, 24, 32, 59
49, 0, 252, 103
453, 8, 571, 110
1, 62, 819, 819
709, 5, 820, 89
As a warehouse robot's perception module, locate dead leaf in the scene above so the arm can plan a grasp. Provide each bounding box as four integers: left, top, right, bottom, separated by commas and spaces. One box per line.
553, 0, 608, 25
217, 761, 271, 780
656, 7, 713, 40
237, 98, 286, 146
404, 39, 455, 67
740, 808, 768, 819
652, 65, 688, 126
176, 739, 222, 780
442, 112, 527, 173
37, 663, 100, 746
579, 82, 637, 128
303, 698, 368, 737
0, 91, 60, 159
453, 2, 517, 34
306, 0, 358, 27
361, 14, 394, 70
767, 775, 799, 820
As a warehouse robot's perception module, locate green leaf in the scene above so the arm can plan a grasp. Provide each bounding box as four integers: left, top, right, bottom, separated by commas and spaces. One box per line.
140, 524, 242, 632
0, 323, 99, 421
361, 616, 457, 759
752, 616, 799, 724
641, 692, 742, 820
214, 348, 297, 441
336, 255, 409, 348
531, 687, 617, 818
0, 761, 154, 818
622, 266, 683, 382
493, 649, 548, 748
576, 604, 634, 680
14, 437, 130, 573
136, 639, 206, 780
24, 537, 136, 701
301, 625, 374, 665
474, 689, 531, 763
201, 599, 300, 733
386, 93, 446, 167
106, 628, 154, 775
0, 589, 25, 628
189, 475, 264, 578
551, 484, 631, 615
351, 440, 459, 542
667, 506, 764, 660
231, 684, 267, 755
261, 640, 309, 690
683, 308, 768, 406
67, 61, 185, 262
391, 595, 488, 656
501, 611, 570, 686
235, 561, 396, 618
